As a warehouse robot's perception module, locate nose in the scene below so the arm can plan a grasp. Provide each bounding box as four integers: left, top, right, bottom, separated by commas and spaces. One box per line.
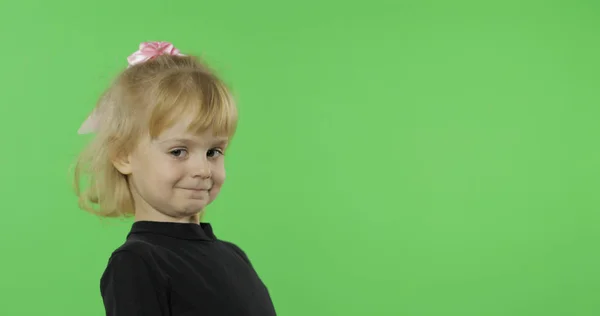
191, 158, 212, 179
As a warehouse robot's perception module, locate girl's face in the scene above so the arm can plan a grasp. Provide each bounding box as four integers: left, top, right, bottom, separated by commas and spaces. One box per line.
114, 120, 229, 223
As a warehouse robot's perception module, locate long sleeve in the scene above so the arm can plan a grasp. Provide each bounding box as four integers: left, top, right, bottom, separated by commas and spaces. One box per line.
100, 250, 169, 316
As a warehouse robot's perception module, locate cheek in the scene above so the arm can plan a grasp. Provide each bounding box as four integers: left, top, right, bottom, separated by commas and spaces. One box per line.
209, 186, 222, 201
155, 161, 186, 185
209, 168, 226, 199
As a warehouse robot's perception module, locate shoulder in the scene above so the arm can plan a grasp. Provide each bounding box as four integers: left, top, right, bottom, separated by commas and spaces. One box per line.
102, 241, 154, 275
112, 238, 158, 259
100, 240, 164, 288
219, 240, 253, 266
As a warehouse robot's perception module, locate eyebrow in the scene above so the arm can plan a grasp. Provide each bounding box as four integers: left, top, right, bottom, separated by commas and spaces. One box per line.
158, 137, 229, 147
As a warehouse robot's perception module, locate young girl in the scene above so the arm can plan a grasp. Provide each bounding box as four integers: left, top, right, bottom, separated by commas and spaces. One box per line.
74, 41, 276, 316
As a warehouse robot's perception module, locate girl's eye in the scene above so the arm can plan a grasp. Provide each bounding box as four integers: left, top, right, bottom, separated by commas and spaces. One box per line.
170, 149, 188, 158
207, 148, 224, 158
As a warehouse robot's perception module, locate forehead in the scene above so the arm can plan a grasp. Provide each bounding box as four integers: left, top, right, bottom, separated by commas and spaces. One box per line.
154, 119, 229, 144
148, 100, 236, 140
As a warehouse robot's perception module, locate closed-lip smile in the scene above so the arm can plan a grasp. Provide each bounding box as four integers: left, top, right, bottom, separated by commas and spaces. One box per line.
182, 187, 209, 191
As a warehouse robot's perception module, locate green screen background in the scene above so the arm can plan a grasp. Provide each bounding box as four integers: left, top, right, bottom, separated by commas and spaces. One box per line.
1, 0, 600, 315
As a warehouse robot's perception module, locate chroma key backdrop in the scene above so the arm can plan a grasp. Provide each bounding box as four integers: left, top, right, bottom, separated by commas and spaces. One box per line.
0, 0, 599, 315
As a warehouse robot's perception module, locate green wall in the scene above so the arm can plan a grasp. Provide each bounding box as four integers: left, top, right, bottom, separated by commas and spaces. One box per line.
1, 0, 599, 315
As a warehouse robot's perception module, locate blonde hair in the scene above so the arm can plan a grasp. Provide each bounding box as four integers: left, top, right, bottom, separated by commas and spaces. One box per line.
73, 54, 238, 218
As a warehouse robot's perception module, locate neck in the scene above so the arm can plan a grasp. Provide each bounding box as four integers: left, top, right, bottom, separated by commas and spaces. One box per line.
134, 211, 200, 224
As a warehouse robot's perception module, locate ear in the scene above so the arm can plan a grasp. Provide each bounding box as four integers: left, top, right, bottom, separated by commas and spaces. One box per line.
112, 153, 133, 175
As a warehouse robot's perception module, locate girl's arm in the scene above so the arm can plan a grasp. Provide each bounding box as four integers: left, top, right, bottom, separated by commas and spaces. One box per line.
100, 251, 169, 316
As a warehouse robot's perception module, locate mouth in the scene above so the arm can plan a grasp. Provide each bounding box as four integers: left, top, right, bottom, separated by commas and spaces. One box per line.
179, 187, 210, 191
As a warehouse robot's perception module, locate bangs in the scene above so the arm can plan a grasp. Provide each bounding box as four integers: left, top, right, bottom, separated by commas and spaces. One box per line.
147, 70, 238, 139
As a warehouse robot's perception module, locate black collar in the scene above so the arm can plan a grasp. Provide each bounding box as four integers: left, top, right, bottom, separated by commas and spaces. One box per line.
128, 220, 217, 241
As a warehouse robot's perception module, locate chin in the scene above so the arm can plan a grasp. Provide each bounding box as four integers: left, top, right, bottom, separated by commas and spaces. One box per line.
178, 204, 207, 215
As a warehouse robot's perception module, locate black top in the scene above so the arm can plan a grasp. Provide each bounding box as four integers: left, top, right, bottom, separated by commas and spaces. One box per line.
100, 221, 277, 316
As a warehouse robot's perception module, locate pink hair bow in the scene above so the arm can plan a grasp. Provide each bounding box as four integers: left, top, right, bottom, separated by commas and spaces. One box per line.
78, 41, 184, 134
126, 41, 185, 67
